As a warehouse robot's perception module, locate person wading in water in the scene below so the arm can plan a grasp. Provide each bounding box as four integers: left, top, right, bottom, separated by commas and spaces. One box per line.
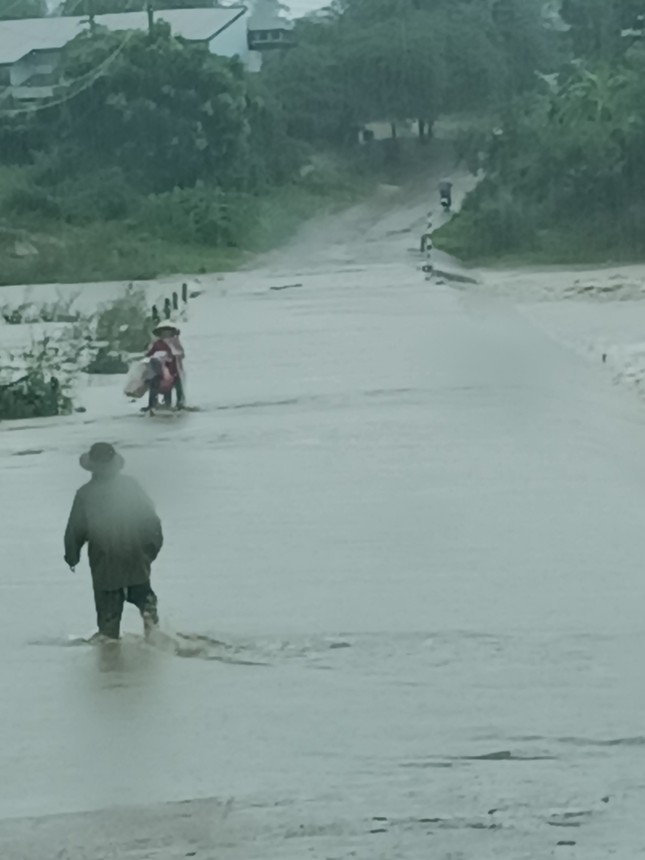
144, 323, 186, 413
64, 443, 163, 641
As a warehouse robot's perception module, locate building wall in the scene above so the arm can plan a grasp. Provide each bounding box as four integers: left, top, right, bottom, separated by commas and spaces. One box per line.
10, 50, 59, 87
12, 85, 56, 101
7, 16, 261, 97
207, 13, 262, 70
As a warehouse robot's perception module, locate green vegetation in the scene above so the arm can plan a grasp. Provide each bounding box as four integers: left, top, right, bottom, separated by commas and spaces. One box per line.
94, 284, 150, 354
0, 0, 568, 282
0, 0, 46, 19
262, 0, 555, 144
1, 289, 81, 324
0, 168, 370, 285
73, 285, 154, 376
0, 335, 76, 420
0, 17, 383, 285
0, 285, 158, 417
435, 0, 645, 264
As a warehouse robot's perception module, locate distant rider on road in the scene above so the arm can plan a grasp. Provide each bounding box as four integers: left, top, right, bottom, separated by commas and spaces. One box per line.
439, 179, 453, 210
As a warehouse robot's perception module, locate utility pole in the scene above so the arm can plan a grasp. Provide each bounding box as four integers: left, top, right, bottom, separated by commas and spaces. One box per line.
147, 2, 155, 37
87, 0, 96, 35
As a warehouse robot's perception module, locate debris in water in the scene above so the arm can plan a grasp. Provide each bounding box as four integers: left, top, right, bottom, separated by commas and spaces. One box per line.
464, 750, 556, 761
548, 821, 581, 828
270, 283, 303, 292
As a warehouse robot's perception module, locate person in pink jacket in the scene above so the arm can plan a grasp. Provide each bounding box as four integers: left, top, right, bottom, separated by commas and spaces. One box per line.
145, 323, 185, 411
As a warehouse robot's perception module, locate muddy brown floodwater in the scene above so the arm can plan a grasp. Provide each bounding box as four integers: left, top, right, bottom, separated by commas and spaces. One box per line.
2, 174, 645, 858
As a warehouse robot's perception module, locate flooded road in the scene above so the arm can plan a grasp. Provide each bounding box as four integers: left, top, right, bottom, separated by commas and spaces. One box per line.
2, 198, 645, 857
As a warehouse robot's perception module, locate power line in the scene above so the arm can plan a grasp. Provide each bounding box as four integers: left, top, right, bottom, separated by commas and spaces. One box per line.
6, 33, 135, 117
0, 27, 137, 116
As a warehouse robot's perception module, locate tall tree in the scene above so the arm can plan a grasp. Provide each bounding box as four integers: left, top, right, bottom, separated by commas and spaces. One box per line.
32, 23, 251, 191
560, 0, 645, 59
492, 0, 555, 95
340, 11, 445, 129
434, 2, 504, 111
265, 0, 554, 146
262, 20, 358, 144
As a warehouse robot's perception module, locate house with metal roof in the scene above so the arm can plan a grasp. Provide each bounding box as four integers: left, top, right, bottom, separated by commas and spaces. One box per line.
0, 6, 291, 102
248, 2, 293, 51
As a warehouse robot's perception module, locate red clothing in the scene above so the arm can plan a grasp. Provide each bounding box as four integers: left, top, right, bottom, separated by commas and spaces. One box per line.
146, 337, 184, 382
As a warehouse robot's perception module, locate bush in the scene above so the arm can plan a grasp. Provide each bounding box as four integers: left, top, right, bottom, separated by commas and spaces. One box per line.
474, 191, 538, 255
0, 151, 373, 284
95, 284, 152, 354
435, 180, 538, 260
0, 374, 72, 420
1, 291, 81, 325
138, 186, 254, 247
84, 346, 129, 375
6, 184, 62, 219
4, 167, 136, 225
0, 336, 76, 420
56, 168, 136, 224
0, 164, 41, 203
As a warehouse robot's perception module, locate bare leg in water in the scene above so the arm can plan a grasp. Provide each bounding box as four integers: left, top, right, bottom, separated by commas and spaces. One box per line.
163, 377, 185, 409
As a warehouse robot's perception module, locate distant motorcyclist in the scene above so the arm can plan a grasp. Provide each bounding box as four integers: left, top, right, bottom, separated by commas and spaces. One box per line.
439, 179, 453, 211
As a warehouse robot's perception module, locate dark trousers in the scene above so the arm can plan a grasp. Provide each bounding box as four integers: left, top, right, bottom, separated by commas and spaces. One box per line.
94, 583, 159, 639
164, 376, 184, 408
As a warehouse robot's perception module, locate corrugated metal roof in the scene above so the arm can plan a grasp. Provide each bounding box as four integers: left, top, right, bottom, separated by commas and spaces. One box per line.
0, 6, 247, 66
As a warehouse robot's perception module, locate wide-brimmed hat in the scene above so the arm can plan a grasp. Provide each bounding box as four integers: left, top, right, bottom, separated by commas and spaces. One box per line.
153, 322, 180, 336
80, 442, 124, 473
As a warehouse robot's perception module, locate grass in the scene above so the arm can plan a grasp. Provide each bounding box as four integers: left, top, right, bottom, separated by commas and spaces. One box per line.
434, 209, 645, 268
0, 224, 245, 286
254, 184, 366, 250
0, 160, 375, 287
0, 136, 452, 287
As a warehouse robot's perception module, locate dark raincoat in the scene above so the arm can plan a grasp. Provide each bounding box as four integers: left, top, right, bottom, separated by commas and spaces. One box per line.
64, 470, 163, 591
